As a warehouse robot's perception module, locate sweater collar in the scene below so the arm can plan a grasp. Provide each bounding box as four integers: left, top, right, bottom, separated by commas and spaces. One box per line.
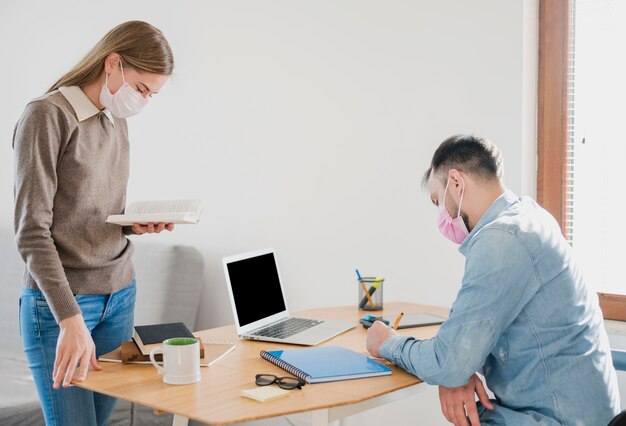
58, 86, 115, 127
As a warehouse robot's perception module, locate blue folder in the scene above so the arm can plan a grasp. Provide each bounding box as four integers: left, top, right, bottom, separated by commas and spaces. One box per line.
260, 346, 392, 384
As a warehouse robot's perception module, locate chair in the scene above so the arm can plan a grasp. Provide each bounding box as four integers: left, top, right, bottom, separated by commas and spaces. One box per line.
608, 350, 626, 426
609, 410, 626, 426
613, 350, 626, 372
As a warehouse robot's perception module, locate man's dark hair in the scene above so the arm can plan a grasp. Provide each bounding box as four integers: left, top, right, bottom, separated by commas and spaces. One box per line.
422, 134, 503, 188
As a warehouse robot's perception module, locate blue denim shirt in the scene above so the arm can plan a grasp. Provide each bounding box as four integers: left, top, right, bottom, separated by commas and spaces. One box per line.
380, 190, 621, 425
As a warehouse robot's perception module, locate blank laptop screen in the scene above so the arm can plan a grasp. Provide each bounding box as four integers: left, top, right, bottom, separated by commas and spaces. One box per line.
227, 252, 287, 327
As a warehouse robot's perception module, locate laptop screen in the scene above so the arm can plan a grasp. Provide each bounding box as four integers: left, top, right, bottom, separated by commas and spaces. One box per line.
226, 252, 287, 327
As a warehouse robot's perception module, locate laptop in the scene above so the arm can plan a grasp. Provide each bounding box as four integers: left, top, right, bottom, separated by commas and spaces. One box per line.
223, 248, 356, 345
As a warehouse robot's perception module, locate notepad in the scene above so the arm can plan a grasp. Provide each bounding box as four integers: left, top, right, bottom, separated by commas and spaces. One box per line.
260, 346, 392, 384
241, 387, 291, 403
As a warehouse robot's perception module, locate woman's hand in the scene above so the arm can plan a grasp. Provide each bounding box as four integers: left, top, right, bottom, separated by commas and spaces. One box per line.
131, 222, 174, 235
53, 314, 100, 389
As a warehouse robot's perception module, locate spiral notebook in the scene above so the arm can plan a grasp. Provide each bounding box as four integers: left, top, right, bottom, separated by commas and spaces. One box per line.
260, 346, 392, 384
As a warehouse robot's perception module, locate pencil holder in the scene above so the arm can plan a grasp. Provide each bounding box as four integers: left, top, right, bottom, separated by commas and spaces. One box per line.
358, 277, 384, 311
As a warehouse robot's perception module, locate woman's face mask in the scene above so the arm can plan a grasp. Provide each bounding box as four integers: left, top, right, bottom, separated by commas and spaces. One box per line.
99, 61, 148, 119
437, 176, 469, 244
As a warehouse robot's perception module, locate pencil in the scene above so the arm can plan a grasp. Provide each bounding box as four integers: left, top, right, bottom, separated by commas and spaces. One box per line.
359, 281, 376, 309
392, 312, 404, 330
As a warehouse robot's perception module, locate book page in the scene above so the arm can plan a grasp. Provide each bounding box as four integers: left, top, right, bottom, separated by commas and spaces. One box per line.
106, 213, 196, 226
125, 199, 205, 216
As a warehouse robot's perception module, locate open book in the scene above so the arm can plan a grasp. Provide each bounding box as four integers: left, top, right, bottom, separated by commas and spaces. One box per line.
106, 199, 205, 226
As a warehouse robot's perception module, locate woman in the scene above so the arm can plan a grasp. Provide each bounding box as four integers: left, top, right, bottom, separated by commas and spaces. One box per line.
13, 21, 175, 425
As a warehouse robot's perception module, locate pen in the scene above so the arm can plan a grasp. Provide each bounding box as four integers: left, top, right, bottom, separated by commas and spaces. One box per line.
359, 281, 376, 308
358, 276, 383, 309
355, 269, 363, 281
392, 312, 404, 330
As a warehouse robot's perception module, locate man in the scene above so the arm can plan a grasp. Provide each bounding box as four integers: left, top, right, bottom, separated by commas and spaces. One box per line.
366, 135, 620, 425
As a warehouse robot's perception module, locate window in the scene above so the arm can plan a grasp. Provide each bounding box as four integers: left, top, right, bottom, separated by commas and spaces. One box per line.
537, 0, 626, 319
569, 0, 625, 297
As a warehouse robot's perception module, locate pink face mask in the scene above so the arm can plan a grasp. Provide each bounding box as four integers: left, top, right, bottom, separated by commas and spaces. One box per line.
437, 177, 469, 244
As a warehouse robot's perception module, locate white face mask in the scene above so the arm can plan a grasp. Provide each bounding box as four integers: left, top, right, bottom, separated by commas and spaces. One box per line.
99, 61, 147, 118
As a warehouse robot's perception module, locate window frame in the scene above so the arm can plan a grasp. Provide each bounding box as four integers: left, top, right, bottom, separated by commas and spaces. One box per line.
537, 0, 569, 236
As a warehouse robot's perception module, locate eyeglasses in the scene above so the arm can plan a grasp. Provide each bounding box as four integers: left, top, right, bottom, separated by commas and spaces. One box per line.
255, 374, 306, 390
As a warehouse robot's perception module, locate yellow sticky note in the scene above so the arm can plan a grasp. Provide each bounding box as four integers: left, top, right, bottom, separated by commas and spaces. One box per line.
241, 386, 290, 403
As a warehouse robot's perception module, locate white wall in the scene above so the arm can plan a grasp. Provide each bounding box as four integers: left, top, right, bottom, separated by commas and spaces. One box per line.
0, 1, 538, 424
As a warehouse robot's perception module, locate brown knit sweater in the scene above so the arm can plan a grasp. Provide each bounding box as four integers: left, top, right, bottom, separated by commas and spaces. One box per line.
13, 87, 135, 323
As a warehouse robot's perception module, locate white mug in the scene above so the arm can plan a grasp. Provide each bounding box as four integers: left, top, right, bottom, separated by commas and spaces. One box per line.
149, 337, 201, 385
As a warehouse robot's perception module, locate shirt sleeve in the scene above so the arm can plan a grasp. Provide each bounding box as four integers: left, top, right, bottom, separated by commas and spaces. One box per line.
379, 228, 541, 387
13, 100, 81, 323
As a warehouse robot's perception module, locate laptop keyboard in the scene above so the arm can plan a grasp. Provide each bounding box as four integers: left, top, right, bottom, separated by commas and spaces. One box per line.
251, 318, 323, 339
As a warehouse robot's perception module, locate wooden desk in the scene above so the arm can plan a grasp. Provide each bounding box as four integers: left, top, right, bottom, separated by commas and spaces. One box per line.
77, 302, 446, 426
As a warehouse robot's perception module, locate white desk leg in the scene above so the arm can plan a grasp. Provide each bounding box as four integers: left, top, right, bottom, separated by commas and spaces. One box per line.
311, 409, 330, 426
172, 414, 189, 426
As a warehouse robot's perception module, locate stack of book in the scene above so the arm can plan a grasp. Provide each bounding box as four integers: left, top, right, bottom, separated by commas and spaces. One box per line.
126, 322, 205, 363
99, 322, 238, 366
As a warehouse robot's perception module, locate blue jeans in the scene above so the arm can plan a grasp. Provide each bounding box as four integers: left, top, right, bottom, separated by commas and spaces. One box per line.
19, 280, 136, 426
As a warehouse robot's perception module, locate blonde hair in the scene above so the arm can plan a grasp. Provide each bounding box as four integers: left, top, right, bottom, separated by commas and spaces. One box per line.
48, 20, 174, 93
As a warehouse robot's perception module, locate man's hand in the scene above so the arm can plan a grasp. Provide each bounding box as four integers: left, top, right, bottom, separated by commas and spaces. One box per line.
366, 320, 398, 358
438, 373, 494, 426
131, 222, 174, 235
53, 314, 100, 389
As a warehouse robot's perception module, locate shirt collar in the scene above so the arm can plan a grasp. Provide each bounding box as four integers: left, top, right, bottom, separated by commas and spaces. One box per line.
458, 189, 519, 255
58, 86, 115, 127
